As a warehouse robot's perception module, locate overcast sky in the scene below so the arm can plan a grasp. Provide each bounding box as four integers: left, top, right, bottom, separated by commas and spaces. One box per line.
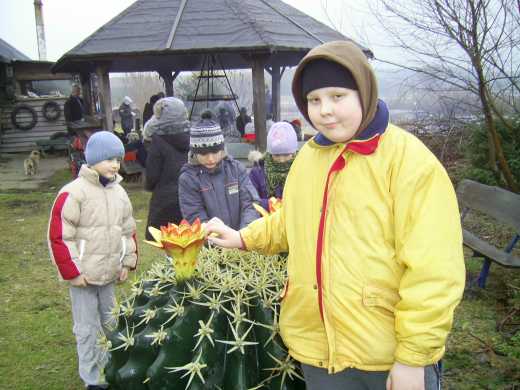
0, 0, 395, 64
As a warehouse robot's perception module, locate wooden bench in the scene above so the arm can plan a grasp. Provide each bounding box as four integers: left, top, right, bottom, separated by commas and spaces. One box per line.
456, 179, 520, 287
226, 143, 255, 160
35, 136, 69, 153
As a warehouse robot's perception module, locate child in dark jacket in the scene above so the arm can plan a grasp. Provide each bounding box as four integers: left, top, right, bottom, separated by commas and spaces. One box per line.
249, 121, 298, 209
178, 114, 259, 230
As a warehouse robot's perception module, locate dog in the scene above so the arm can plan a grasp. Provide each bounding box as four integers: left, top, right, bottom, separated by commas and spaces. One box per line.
23, 150, 41, 176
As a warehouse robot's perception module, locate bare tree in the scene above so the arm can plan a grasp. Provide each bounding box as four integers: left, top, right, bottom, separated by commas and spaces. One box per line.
113, 72, 164, 113
365, 0, 520, 191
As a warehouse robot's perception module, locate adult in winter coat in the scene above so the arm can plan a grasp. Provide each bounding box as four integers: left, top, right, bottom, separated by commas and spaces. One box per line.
145, 97, 190, 240
118, 96, 134, 135
64, 84, 85, 123
178, 113, 259, 230
143, 92, 164, 127
235, 106, 251, 137
249, 121, 298, 209
205, 41, 465, 390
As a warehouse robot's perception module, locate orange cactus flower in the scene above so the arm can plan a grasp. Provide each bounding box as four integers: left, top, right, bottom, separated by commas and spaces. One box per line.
144, 218, 205, 282
253, 197, 283, 217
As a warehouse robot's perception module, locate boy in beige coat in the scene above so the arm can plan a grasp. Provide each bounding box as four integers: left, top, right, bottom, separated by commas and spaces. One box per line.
48, 131, 138, 389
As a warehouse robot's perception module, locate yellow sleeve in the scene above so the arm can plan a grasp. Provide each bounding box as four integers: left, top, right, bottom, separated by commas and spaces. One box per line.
392, 160, 465, 366
240, 205, 288, 255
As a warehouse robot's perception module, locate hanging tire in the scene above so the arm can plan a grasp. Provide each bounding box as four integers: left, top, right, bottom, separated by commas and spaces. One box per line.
11, 104, 38, 131
42, 101, 61, 121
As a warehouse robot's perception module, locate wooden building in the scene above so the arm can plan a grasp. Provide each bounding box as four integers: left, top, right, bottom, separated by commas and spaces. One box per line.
0, 38, 74, 154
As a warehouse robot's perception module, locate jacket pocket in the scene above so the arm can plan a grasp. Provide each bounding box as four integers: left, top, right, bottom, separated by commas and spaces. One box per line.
119, 237, 127, 265
78, 239, 86, 261
362, 285, 400, 317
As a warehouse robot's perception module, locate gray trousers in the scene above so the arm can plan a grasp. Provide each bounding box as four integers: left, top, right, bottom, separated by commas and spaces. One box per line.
302, 363, 441, 390
69, 283, 115, 387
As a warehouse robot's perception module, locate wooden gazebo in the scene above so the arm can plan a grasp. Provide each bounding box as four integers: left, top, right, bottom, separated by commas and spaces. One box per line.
53, 0, 371, 150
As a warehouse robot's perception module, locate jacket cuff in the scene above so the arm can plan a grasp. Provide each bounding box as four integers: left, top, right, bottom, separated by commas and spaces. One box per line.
394, 342, 444, 367
62, 268, 81, 281
239, 231, 247, 250
122, 255, 137, 271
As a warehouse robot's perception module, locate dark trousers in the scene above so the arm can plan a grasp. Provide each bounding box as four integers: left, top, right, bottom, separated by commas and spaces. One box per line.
301, 363, 441, 390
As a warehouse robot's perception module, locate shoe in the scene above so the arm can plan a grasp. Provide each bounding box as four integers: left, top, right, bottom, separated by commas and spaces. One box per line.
87, 386, 108, 390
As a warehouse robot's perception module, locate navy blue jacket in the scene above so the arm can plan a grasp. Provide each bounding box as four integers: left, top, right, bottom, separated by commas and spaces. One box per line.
178, 155, 259, 230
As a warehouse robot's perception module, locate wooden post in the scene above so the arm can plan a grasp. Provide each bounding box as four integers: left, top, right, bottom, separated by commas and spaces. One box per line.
80, 72, 93, 115
252, 56, 267, 152
271, 65, 281, 122
158, 70, 176, 97
95, 65, 113, 131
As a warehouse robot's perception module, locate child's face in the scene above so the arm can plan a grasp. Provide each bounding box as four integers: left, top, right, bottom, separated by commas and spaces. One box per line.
306, 87, 363, 143
196, 150, 224, 170
272, 153, 293, 163
91, 157, 121, 180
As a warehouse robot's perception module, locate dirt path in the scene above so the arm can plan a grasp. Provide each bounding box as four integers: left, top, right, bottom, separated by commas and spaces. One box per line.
0, 154, 69, 191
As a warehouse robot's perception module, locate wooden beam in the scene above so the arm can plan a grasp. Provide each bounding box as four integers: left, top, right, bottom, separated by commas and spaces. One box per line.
95, 65, 113, 131
271, 65, 281, 121
252, 56, 267, 152
166, 0, 188, 48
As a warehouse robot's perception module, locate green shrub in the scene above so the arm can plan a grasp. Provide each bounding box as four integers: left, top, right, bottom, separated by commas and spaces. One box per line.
464, 116, 520, 188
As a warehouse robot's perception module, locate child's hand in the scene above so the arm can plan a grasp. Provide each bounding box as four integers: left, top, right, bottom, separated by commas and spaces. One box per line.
70, 274, 88, 287
119, 267, 129, 282
205, 217, 243, 249
386, 362, 424, 390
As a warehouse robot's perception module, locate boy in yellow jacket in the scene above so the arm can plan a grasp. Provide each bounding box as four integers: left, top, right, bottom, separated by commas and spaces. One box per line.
206, 41, 465, 390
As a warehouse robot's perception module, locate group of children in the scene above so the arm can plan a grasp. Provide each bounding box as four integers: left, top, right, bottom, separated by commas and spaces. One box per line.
47, 40, 464, 390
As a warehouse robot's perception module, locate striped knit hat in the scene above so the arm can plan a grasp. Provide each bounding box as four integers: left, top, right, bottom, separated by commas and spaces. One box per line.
190, 117, 225, 154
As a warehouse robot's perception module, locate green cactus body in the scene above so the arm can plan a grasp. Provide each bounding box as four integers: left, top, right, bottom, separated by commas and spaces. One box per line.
185, 309, 229, 389
104, 329, 130, 386
146, 302, 209, 389
115, 323, 160, 389
222, 310, 259, 390
105, 250, 306, 390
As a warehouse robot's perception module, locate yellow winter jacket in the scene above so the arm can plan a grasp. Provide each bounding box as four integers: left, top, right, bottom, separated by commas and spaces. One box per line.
241, 124, 465, 372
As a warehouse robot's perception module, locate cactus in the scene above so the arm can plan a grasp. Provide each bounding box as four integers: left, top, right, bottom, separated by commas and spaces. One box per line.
100, 219, 306, 389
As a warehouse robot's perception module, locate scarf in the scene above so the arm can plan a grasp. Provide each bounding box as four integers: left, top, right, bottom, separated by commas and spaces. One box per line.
264, 153, 293, 197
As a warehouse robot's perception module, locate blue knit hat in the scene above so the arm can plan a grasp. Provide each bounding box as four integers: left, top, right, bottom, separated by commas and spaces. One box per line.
85, 131, 125, 166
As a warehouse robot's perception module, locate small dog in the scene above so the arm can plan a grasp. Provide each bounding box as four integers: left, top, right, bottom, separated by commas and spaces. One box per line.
23, 150, 41, 176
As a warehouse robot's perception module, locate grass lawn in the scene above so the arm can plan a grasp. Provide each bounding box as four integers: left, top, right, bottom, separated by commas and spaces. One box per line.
0, 168, 519, 389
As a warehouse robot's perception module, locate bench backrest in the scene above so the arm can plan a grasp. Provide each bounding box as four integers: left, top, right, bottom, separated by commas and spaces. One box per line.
456, 179, 520, 232
226, 143, 254, 160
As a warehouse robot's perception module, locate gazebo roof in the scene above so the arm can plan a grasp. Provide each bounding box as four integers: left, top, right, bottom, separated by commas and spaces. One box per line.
0, 37, 32, 63
53, 0, 372, 73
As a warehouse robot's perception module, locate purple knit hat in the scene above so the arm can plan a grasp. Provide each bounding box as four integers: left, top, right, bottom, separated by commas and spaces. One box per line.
267, 122, 298, 155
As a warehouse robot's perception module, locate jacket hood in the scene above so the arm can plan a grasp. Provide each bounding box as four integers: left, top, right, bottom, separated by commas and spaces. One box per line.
156, 132, 190, 153
292, 40, 379, 134
248, 150, 265, 164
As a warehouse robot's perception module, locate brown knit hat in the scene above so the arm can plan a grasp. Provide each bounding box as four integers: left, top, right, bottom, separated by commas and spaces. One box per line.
292, 40, 379, 134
